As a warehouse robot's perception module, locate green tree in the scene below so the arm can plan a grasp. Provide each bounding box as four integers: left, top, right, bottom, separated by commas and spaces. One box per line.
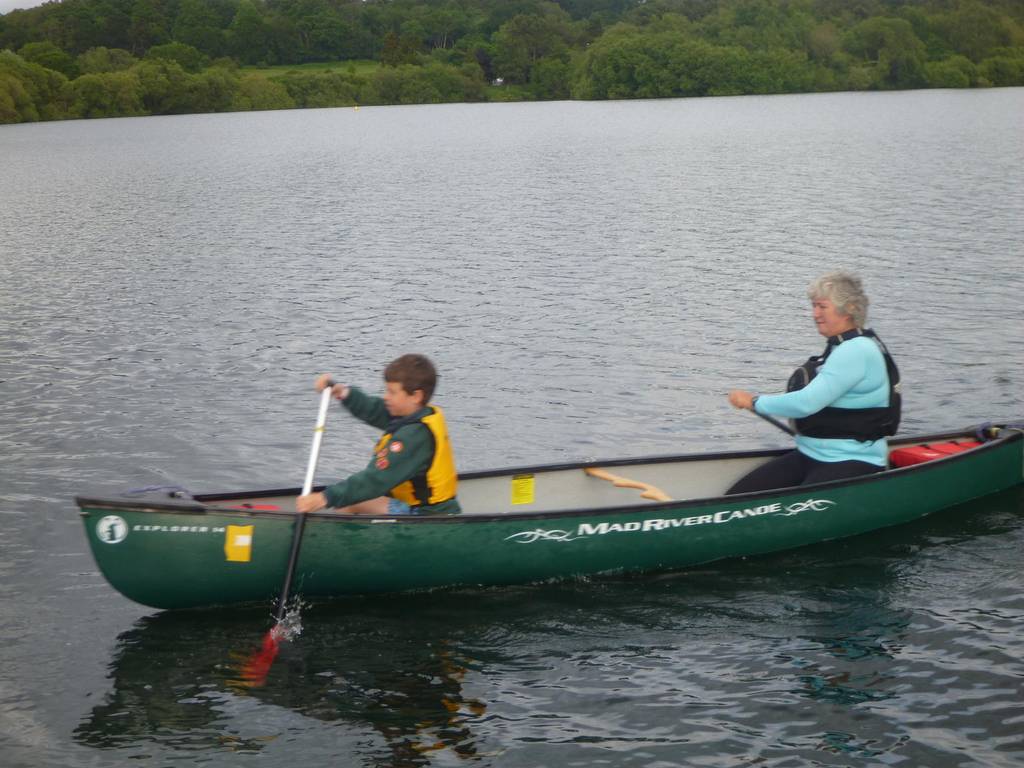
843, 17, 926, 88
275, 70, 363, 108
924, 54, 977, 88
0, 49, 67, 120
228, 0, 270, 64
172, 0, 226, 57
807, 21, 841, 63
78, 46, 138, 73
145, 41, 208, 72
493, 4, 575, 84
294, 7, 350, 61
421, 5, 473, 50
528, 53, 571, 98
18, 41, 79, 78
698, 0, 814, 53
748, 47, 816, 93
231, 74, 295, 109
369, 65, 442, 103
0, 71, 36, 123
129, 0, 170, 54
936, 1, 1019, 62
978, 51, 1024, 85
845, 63, 875, 90
264, 13, 302, 65
365, 61, 484, 105
64, 70, 146, 117
189, 64, 240, 111
133, 57, 194, 113
96, 0, 135, 51
381, 30, 421, 66
571, 27, 666, 99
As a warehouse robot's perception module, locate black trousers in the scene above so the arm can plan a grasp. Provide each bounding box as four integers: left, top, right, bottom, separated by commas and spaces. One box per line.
726, 449, 883, 496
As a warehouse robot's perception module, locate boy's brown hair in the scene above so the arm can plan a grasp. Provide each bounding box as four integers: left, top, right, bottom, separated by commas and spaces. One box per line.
384, 354, 437, 403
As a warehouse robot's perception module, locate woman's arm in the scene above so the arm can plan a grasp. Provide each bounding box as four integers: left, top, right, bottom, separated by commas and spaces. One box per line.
755, 343, 869, 419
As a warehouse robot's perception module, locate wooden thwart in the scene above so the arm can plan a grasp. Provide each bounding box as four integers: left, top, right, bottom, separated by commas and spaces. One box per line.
584, 467, 672, 502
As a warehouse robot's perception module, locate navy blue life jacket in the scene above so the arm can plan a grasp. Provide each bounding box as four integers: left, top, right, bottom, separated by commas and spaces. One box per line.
786, 328, 901, 441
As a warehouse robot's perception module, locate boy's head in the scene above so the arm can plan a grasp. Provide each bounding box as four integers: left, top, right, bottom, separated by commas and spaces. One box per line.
382, 354, 437, 416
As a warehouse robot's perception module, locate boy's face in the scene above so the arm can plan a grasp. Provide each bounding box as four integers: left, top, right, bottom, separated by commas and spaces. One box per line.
383, 381, 424, 417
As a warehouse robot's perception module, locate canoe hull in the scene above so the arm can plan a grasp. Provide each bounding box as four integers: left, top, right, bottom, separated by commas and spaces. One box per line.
78, 428, 1024, 609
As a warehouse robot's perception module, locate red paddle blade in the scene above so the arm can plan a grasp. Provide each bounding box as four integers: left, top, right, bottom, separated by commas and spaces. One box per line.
231, 608, 303, 688
236, 626, 282, 687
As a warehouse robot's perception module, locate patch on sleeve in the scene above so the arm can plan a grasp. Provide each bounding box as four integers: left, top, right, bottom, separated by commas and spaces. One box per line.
389, 441, 404, 453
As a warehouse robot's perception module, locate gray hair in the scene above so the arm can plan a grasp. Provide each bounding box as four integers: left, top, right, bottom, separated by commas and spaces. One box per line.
807, 271, 869, 327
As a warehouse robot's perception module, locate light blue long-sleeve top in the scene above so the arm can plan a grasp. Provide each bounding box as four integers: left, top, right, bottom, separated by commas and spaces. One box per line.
753, 335, 890, 466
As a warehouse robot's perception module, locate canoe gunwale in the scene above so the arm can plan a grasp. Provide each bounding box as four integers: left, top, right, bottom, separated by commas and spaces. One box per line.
75, 425, 1023, 524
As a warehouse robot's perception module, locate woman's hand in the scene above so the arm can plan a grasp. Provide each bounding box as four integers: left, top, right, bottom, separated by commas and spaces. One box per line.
728, 390, 757, 411
296, 492, 327, 513
314, 373, 349, 400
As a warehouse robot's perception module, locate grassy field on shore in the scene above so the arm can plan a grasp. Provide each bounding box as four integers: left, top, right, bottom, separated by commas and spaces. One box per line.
240, 59, 530, 103
241, 60, 382, 78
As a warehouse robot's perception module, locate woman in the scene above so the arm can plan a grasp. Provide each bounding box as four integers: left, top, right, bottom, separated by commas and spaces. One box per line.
726, 271, 900, 494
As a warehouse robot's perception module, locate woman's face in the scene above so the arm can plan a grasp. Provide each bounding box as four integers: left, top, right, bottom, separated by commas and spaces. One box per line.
811, 297, 856, 337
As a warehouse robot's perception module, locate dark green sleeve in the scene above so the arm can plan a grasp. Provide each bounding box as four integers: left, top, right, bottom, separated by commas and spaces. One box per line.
341, 386, 390, 430
322, 423, 433, 508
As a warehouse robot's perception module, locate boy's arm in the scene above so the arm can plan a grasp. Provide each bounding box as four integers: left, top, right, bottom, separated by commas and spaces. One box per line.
322, 423, 433, 508
340, 386, 391, 430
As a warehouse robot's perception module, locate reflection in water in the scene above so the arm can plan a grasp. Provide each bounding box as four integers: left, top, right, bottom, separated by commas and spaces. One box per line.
75, 604, 488, 764
779, 599, 910, 706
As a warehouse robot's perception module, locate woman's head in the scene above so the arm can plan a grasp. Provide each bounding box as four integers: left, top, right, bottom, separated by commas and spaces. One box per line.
807, 271, 868, 336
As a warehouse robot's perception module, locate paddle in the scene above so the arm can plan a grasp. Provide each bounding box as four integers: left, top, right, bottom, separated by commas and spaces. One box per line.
754, 409, 795, 436
240, 384, 334, 685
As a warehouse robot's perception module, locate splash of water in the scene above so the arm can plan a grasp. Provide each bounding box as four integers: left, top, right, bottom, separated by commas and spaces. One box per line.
273, 601, 305, 643
230, 599, 308, 688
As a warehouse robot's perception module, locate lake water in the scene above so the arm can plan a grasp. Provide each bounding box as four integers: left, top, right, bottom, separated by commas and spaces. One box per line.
1, 89, 1023, 767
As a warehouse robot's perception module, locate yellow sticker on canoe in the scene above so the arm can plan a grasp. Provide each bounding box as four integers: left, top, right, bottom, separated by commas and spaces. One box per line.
511, 474, 535, 506
225, 525, 254, 562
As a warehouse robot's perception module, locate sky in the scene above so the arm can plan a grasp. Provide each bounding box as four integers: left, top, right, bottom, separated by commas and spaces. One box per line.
1, 0, 44, 15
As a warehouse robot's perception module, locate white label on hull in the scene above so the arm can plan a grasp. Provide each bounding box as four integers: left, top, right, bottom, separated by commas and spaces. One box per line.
131, 524, 226, 534
504, 498, 836, 544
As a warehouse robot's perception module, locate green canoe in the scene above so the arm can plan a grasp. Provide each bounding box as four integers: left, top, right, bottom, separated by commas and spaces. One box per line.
77, 424, 1024, 610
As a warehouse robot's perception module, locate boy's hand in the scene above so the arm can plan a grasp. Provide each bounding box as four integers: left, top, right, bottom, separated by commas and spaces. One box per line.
314, 373, 349, 400
296, 492, 327, 513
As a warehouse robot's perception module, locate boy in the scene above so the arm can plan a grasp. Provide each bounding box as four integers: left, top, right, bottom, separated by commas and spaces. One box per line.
296, 354, 460, 516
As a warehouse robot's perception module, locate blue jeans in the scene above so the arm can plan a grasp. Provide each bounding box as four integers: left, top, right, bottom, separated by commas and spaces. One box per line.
387, 498, 415, 515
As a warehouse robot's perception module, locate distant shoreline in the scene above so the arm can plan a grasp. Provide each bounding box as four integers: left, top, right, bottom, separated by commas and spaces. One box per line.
3, 0, 1022, 125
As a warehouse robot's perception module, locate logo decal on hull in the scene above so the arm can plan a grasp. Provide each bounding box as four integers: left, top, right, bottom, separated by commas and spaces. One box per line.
96, 515, 128, 544
504, 498, 836, 543
505, 528, 580, 544
775, 498, 835, 515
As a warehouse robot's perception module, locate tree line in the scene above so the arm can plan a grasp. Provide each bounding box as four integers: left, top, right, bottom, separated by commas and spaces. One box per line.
2, 0, 1023, 123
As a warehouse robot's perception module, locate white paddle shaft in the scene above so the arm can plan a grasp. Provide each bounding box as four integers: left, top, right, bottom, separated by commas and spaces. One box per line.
301, 386, 334, 495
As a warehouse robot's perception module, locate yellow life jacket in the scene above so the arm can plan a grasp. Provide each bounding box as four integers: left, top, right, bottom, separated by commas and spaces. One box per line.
374, 406, 457, 506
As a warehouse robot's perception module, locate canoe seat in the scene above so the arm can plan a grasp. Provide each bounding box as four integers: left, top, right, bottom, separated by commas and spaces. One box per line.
584, 467, 672, 502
